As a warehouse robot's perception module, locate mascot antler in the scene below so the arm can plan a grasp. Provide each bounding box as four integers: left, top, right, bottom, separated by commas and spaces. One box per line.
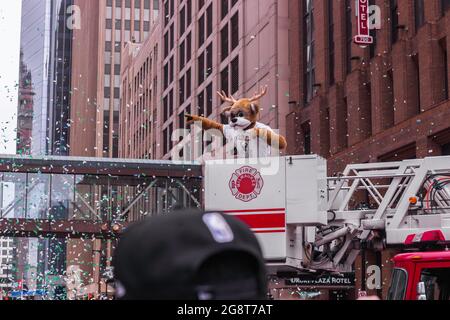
217, 91, 237, 105
249, 86, 268, 102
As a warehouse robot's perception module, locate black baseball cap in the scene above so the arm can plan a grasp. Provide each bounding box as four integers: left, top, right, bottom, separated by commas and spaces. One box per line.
113, 209, 267, 300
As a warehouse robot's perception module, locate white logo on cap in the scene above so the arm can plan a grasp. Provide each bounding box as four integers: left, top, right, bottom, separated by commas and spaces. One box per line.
115, 280, 127, 298
202, 213, 234, 243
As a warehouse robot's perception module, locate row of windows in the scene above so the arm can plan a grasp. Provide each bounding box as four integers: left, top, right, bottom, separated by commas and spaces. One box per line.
107, 0, 152, 9
106, 19, 150, 31
162, 54, 239, 124
104, 64, 121, 75
306, 0, 446, 105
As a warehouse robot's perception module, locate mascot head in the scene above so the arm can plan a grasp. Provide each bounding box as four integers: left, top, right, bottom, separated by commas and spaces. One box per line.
218, 87, 267, 130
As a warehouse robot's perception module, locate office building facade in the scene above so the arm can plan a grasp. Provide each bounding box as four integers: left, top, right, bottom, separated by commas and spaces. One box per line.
120, 0, 291, 160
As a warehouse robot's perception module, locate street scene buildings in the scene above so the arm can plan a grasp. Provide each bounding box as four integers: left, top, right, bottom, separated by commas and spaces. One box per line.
1, 0, 450, 300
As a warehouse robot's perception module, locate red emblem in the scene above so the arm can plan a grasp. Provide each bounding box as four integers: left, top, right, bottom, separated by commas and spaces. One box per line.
229, 166, 264, 202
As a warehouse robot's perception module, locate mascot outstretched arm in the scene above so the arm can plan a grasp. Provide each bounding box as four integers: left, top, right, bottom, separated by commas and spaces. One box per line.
185, 87, 287, 156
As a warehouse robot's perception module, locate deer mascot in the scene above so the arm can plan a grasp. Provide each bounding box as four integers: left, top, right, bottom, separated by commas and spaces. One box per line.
185, 87, 287, 158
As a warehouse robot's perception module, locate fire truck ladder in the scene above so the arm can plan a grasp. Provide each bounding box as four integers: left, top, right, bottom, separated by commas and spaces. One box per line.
308, 156, 450, 272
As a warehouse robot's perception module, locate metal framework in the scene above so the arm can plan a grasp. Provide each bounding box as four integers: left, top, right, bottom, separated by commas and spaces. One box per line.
0, 155, 203, 237
309, 156, 450, 272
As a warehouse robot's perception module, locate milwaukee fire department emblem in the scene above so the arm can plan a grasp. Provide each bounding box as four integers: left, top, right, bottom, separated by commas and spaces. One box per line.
229, 166, 264, 202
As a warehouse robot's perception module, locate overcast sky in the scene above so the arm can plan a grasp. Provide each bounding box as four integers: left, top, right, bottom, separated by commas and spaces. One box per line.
0, 1, 22, 155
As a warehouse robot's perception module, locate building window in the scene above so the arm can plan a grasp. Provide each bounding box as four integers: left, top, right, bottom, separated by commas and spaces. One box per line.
206, 83, 213, 116
164, 0, 169, 26
442, 142, 450, 155
187, 0, 192, 25
391, 0, 399, 44
125, 20, 131, 30
180, 40, 186, 70
105, 41, 112, 52
180, 6, 186, 36
169, 89, 174, 118
302, 123, 311, 155
439, 37, 449, 101
231, 56, 239, 94
170, 0, 174, 18
328, 0, 334, 85
221, 23, 229, 61
164, 32, 169, 57
186, 68, 192, 98
443, 0, 450, 14
304, 0, 315, 103
103, 112, 110, 154
163, 95, 169, 123
198, 91, 205, 116
116, 19, 122, 29
206, 4, 213, 38
221, 0, 229, 19
186, 32, 192, 62
206, 43, 213, 78
198, 52, 205, 85
179, 75, 185, 105
231, 12, 239, 50
370, 29, 377, 59
415, 0, 425, 32
221, 66, 229, 94
164, 63, 169, 89
198, 14, 205, 47
170, 24, 174, 50
169, 56, 174, 84
345, 0, 352, 74
412, 53, 421, 113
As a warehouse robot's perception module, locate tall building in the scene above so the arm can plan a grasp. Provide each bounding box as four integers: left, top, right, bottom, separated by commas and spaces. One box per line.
120, 0, 291, 160
66, 0, 159, 299
70, 0, 159, 158
18, 0, 74, 156
16, 0, 75, 297
286, 0, 450, 298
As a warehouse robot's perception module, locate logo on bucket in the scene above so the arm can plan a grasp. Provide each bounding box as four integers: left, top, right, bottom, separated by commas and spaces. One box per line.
229, 166, 264, 202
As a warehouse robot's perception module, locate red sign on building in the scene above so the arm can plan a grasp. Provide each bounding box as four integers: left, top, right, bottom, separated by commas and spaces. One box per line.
354, 0, 373, 46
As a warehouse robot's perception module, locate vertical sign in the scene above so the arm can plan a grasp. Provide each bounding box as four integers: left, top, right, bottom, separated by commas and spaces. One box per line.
354, 0, 373, 46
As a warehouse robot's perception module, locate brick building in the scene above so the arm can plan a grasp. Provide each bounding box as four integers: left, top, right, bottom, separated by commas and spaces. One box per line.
286, 0, 450, 298
120, 0, 291, 160
70, 0, 159, 159
287, 0, 450, 171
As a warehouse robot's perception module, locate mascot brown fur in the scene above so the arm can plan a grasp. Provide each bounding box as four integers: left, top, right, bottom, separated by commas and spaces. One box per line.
185, 87, 287, 157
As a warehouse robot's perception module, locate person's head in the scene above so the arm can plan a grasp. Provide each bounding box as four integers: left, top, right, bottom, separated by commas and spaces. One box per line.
113, 209, 267, 300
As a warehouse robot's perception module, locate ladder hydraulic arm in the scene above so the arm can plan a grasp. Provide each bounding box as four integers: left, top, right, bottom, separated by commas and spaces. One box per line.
306, 156, 450, 273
